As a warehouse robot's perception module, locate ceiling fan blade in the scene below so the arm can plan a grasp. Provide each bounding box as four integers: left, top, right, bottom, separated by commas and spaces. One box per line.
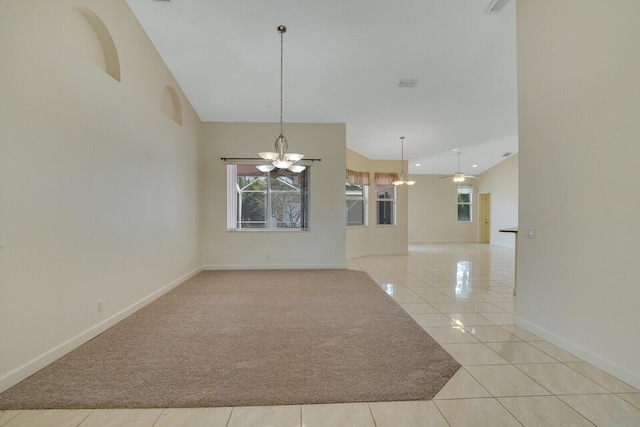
438, 175, 454, 179
463, 175, 479, 179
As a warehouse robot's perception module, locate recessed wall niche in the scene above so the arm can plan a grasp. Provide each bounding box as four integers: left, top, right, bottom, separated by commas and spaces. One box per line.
161, 85, 183, 125
64, 7, 121, 82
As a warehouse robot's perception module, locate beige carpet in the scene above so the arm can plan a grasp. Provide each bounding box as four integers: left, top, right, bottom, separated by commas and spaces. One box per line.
0, 270, 460, 409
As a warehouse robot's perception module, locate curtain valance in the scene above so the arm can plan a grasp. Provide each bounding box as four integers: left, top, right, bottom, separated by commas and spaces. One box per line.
374, 172, 400, 186
346, 169, 370, 185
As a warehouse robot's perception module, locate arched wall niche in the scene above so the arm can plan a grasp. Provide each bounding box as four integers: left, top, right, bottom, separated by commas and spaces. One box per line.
65, 6, 121, 82
161, 85, 183, 125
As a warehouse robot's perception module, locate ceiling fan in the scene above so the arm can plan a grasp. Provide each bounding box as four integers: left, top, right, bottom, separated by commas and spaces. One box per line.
439, 152, 478, 183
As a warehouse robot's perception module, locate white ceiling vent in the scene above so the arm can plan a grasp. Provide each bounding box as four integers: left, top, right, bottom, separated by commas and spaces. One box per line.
485, 0, 510, 15
398, 79, 419, 88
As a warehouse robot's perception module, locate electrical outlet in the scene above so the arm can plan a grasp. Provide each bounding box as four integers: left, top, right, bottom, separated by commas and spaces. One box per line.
98, 300, 103, 313
266, 253, 271, 260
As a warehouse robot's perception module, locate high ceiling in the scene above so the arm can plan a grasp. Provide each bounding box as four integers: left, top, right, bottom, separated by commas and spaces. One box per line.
126, 0, 518, 175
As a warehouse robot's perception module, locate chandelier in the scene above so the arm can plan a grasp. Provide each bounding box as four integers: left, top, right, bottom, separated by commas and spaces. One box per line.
392, 136, 416, 186
257, 26, 305, 174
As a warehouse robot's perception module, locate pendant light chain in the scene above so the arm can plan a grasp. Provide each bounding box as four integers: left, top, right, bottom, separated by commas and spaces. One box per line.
392, 136, 416, 186
401, 136, 404, 172
400, 136, 406, 177
279, 28, 284, 134
257, 25, 305, 173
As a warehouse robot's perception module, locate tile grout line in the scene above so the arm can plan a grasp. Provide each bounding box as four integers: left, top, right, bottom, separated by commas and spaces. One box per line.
149, 408, 164, 427
75, 409, 95, 427
366, 402, 378, 427
225, 406, 234, 427
431, 400, 454, 427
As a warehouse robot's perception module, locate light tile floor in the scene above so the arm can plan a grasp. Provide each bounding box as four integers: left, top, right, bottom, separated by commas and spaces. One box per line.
1, 244, 639, 426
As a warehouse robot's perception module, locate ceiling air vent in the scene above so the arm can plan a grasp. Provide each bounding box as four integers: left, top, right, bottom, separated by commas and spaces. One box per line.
485, 0, 510, 15
398, 79, 419, 88
502, 152, 512, 157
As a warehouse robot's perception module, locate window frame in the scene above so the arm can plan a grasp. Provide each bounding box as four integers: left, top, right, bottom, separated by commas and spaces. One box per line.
376, 184, 396, 226
345, 183, 368, 227
457, 185, 472, 223
227, 164, 310, 231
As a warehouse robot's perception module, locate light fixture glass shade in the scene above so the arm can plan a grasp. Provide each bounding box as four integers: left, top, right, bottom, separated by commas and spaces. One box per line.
256, 164, 276, 173
287, 164, 306, 173
406, 180, 416, 185
284, 153, 304, 162
392, 180, 405, 186
453, 174, 466, 182
273, 159, 293, 169
259, 152, 279, 161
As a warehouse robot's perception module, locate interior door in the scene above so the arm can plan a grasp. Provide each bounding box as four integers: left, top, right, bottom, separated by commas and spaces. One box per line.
480, 193, 491, 243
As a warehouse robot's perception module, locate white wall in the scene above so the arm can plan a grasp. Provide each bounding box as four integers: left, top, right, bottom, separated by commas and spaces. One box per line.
201, 122, 346, 269
346, 149, 409, 258
478, 153, 519, 248
408, 176, 478, 243
516, 0, 640, 388
0, 0, 202, 392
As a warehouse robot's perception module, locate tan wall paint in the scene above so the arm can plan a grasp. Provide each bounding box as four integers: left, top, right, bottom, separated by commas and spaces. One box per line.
0, 0, 202, 391
407, 175, 478, 243
478, 153, 519, 248
517, 0, 640, 388
346, 149, 409, 258
201, 123, 347, 269
407, 155, 517, 246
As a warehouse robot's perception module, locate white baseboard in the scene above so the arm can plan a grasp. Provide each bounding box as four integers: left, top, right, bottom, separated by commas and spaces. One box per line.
203, 263, 348, 270
347, 250, 409, 260
490, 242, 516, 249
515, 316, 640, 390
0, 267, 203, 393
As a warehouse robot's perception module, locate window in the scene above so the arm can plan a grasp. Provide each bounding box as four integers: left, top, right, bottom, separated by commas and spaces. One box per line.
346, 169, 370, 227
457, 186, 472, 222
227, 164, 309, 230
346, 184, 367, 226
376, 185, 395, 225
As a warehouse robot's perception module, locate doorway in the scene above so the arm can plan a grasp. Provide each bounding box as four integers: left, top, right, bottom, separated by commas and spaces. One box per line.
480, 193, 491, 243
